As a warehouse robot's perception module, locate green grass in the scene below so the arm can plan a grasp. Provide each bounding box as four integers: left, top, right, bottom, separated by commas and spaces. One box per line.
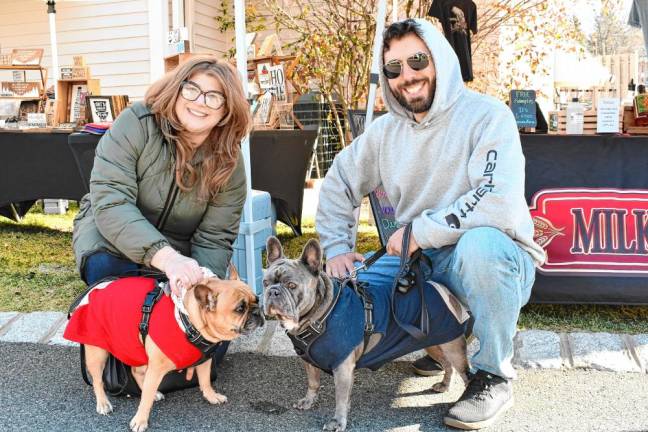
0, 203, 84, 312
1, 207, 647, 334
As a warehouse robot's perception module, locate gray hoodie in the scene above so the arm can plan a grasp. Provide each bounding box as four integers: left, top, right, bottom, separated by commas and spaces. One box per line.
316, 18, 545, 266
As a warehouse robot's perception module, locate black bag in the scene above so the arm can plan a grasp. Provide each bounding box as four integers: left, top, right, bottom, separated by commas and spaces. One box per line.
79, 342, 229, 397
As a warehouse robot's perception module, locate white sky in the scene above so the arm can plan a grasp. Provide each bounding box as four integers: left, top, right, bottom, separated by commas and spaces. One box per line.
575, 0, 635, 34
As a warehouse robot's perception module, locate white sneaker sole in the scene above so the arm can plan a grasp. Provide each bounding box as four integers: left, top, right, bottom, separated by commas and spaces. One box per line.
443, 396, 514, 430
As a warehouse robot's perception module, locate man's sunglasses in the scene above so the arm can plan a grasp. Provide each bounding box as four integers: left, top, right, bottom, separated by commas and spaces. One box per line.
180, 80, 225, 110
383, 52, 430, 79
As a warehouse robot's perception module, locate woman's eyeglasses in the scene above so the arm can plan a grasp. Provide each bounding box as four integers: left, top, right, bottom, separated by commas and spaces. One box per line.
383, 52, 430, 79
180, 80, 225, 110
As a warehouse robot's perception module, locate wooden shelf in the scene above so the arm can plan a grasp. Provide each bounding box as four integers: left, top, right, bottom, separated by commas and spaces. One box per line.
0, 65, 46, 71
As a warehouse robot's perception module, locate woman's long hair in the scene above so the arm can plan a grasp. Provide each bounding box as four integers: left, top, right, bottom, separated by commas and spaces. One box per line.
144, 56, 251, 201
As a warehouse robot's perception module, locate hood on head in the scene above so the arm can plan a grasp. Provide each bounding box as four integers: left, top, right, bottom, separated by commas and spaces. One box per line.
379, 18, 464, 125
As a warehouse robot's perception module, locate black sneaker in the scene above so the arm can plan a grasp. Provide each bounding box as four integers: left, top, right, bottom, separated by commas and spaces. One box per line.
413, 314, 475, 377
444, 370, 513, 430
411, 355, 443, 376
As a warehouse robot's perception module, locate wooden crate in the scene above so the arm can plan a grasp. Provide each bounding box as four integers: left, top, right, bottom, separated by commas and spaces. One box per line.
55, 79, 100, 126
548, 109, 623, 135
623, 105, 648, 134
164, 50, 194, 73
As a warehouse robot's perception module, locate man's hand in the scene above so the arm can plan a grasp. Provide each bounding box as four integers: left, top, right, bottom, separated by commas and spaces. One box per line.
387, 226, 420, 257
325, 252, 365, 279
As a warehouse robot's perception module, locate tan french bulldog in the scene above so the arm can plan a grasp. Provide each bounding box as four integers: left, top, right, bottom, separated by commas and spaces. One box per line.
263, 236, 469, 431
65, 267, 265, 432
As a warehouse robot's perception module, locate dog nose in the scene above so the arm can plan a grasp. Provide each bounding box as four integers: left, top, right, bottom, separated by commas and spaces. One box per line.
268, 287, 280, 298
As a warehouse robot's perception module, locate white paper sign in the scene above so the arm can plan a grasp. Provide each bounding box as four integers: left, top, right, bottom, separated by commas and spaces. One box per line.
597, 98, 620, 134
0, 119, 6, 128
27, 112, 47, 128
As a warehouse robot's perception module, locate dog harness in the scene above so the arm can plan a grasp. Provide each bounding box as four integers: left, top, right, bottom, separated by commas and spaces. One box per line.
64, 276, 220, 368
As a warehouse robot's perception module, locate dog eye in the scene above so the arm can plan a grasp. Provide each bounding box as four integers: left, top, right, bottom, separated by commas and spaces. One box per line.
262, 280, 270, 287
235, 303, 246, 313
286, 282, 296, 289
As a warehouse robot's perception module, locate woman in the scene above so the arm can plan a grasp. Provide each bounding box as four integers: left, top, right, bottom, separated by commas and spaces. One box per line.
73, 56, 251, 295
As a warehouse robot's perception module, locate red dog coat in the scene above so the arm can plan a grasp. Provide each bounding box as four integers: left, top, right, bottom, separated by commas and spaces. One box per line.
64, 277, 202, 368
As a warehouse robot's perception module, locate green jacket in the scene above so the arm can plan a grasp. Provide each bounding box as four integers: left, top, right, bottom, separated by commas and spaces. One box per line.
72, 102, 247, 279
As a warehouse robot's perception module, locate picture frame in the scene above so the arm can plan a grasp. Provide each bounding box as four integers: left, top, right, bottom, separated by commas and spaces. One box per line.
86, 96, 115, 123
11, 48, 44, 66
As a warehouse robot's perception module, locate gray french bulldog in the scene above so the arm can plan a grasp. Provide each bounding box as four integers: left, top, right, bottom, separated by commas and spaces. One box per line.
263, 236, 470, 432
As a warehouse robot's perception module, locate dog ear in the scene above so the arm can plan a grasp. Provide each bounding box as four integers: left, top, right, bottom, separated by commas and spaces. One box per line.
228, 262, 240, 281
194, 284, 218, 311
300, 238, 322, 275
266, 236, 284, 266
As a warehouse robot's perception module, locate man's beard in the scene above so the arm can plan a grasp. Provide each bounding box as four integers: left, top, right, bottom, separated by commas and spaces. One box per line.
391, 78, 435, 114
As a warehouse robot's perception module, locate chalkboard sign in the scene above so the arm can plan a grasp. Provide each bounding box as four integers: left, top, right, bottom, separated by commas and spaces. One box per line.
347, 110, 402, 246
509, 90, 537, 129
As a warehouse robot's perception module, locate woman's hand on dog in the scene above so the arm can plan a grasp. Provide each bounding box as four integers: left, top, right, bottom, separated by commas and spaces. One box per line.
325, 252, 365, 279
151, 246, 203, 296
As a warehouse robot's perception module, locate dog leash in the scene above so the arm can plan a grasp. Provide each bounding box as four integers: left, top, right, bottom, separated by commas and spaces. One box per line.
347, 247, 387, 279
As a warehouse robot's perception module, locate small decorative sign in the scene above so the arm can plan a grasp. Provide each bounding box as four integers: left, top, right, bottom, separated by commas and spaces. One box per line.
1, 81, 40, 97
11, 48, 44, 66
509, 90, 537, 129
253, 92, 274, 127
86, 96, 114, 123
268, 64, 287, 102
12, 70, 25, 82
73, 55, 85, 67
167, 27, 189, 44
27, 112, 47, 128
257, 63, 272, 90
596, 98, 620, 134
69, 84, 88, 123
60, 66, 89, 80
276, 102, 294, 129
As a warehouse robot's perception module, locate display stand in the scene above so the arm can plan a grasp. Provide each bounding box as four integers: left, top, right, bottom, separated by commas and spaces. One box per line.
0, 64, 48, 111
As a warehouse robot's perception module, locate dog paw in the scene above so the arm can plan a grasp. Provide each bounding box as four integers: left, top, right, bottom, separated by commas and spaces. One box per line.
96, 399, 113, 415
202, 389, 228, 405
293, 396, 316, 410
431, 382, 450, 393
154, 391, 165, 402
129, 416, 148, 432
323, 418, 347, 431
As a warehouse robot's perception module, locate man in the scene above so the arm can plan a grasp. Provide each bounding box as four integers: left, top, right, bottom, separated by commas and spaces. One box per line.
316, 18, 545, 430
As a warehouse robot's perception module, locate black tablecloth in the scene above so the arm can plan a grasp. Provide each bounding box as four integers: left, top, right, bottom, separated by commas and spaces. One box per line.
67, 129, 318, 236
0, 131, 80, 219
522, 134, 648, 304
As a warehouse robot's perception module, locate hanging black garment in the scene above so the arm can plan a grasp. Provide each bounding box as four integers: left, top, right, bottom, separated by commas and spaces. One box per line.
428, 0, 478, 82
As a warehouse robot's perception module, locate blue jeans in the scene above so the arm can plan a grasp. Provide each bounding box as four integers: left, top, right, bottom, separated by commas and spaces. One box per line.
83, 252, 139, 286
357, 227, 536, 379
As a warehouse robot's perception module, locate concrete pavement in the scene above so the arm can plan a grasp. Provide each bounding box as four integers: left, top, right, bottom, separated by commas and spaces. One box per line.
1, 342, 647, 432
1, 311, 647, 374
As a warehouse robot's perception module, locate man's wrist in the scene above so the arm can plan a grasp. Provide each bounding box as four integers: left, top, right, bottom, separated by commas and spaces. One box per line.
324, 244, 352, 261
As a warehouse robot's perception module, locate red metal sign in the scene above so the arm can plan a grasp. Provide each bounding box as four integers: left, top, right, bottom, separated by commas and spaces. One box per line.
529, 188, 648, 275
